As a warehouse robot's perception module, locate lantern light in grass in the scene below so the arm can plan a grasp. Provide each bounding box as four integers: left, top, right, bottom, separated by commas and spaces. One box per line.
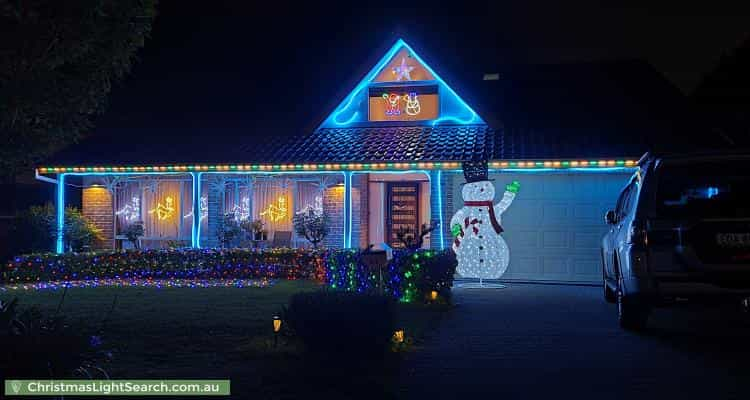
272, 315, 282, 333
393, 329, 405, 344
429, 290, 438, 301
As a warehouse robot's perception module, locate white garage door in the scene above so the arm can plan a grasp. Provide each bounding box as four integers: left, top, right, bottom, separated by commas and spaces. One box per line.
451, 171, 632, 283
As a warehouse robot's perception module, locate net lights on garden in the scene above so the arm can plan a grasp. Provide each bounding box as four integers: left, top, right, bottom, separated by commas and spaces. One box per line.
36, 159, 637, 175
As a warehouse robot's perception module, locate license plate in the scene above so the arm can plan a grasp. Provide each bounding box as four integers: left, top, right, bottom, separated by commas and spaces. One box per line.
716, 233, 750, 248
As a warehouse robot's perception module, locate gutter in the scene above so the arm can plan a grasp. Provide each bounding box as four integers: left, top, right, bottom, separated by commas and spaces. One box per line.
35, 169, 58, 184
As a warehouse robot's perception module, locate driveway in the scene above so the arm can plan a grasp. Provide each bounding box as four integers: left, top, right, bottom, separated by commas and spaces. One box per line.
400, 283, 750, 399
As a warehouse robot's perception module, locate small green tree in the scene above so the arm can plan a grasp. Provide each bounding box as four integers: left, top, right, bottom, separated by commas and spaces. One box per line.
293, 208, 329, 248
12, 203, 102, 253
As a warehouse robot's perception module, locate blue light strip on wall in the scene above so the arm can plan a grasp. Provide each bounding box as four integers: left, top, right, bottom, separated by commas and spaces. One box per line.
190, 172, 201, 248
436, 170, 445, 249
56, 174, 65, 254
344, 171, 353, 248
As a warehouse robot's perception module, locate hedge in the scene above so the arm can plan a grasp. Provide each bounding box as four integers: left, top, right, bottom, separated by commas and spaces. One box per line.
3, 248, 457, 303
3, 248, 326, 284
326, 249, 456, 303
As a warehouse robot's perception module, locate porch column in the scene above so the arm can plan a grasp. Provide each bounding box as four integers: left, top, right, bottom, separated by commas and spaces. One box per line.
191, 172, 202, 248
56, 173, 65, 254
429, 170, 447, 250
343, 171, 352, 248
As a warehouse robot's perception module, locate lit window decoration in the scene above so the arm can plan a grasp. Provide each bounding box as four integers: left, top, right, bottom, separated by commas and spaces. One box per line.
382, 93, 402, 116
231, 196, 251, 222
183, 195, 208, 221
260, 196, 288, 222
404, 92, 420, 116
296, 195, 323, 216
450, 161, 520, 280
391, 57, 415, 81
116, 197, 140, 222
148, 196, 176, 221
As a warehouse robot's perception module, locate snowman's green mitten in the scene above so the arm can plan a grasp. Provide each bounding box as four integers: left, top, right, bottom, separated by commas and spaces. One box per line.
451, 223, 462, 238
506, 180, 521, 194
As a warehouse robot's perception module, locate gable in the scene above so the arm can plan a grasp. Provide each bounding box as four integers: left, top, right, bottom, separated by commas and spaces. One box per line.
319, 39, 483, 128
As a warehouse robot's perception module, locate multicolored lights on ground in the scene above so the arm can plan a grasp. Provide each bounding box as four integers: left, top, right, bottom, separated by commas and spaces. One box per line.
36, 159, 637, 175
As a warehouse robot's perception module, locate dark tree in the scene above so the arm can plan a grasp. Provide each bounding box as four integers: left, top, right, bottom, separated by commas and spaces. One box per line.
0, 0, 157, 183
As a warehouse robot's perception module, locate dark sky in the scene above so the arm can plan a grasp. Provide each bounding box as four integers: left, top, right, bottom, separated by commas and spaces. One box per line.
93, 1, 749, 144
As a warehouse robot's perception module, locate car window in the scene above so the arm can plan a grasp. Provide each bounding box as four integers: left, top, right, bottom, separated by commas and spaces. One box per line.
656, 160, 750, 218
615, 184, 632, 218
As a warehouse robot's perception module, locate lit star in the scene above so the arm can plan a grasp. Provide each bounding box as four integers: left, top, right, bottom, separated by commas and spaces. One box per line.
392, 57, 415, 81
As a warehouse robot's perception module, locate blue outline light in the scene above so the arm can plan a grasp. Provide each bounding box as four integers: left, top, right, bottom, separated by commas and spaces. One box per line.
321, 38, 483, 128
344, 171, 353, 248
190, 172, 202, 248
436, 170, 445, 249
56, 174, 65, 254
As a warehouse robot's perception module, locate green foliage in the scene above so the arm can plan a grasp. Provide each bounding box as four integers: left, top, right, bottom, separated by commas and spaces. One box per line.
285, 291, 396, 357
0, 0, 157, 181
293, 209, 329, 248
12, 203, 102, 253
121, 221, 144, 249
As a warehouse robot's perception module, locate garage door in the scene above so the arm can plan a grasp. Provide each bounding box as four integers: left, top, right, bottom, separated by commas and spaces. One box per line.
451, 171, 632, 283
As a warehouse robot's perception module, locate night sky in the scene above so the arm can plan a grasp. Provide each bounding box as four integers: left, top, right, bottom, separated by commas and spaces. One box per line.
92, 1, 749, 144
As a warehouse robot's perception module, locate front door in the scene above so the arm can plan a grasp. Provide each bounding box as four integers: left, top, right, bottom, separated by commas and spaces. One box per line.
386, 182, 420, 248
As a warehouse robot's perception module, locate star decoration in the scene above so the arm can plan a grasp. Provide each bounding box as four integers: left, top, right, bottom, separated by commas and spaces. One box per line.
392, 57, 415, 81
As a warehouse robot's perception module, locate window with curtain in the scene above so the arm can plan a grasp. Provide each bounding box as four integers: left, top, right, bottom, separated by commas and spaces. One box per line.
253, 178, 293, 239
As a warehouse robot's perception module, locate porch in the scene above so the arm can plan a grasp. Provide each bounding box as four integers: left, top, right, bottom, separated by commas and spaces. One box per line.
50, 170, 445, 252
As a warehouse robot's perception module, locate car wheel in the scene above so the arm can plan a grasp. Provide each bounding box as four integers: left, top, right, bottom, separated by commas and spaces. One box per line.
617, 288, 650, 331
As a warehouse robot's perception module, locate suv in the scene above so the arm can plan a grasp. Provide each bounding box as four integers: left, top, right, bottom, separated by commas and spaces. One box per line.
602, 153, 750, 330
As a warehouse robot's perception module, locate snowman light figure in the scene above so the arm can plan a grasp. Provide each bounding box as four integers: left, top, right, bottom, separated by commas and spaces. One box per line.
450, 161, 520, 280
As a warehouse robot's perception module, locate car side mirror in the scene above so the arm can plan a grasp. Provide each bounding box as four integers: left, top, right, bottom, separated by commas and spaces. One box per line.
605, 210, 618, 225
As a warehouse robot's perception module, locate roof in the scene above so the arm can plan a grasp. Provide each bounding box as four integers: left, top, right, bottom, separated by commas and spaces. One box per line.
470, 60, 722, 158
271, 124, 492, 163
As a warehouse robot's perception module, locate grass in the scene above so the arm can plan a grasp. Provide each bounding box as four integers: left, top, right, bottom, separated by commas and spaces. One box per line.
4, 280, 451, 399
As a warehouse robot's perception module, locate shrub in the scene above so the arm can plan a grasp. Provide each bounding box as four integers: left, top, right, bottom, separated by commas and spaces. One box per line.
3, 248, 327, 284
325, 249, 456, 303
285, 290, 395, 357
0, 297, 111, 378
11, 204, 102, 253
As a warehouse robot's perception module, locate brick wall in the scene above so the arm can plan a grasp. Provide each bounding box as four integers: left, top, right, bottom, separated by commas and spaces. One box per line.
352, 174, 369, 249
323, 185, 345, 248
82, 186, 114, 250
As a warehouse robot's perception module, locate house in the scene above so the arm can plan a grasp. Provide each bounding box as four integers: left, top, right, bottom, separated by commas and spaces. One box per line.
37, 39, 699, 283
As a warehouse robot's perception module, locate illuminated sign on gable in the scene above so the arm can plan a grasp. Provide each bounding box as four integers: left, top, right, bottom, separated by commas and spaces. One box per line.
368, 85, 439, 121
318, 39, 483, 128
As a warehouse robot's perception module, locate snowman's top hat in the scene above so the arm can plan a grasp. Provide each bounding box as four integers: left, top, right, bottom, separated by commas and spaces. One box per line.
462, 160, 491, 183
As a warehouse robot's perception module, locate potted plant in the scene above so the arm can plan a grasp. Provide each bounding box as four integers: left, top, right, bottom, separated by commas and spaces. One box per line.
122, 221, 144, 249
293, 208, 329, 248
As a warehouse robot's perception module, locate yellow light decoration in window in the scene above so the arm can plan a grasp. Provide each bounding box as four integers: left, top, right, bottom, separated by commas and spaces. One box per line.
260, 196, 288, 222
148, 196, 176, 221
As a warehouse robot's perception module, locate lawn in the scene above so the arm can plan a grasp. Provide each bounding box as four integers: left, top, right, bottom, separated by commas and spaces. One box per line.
4, 280, 450, 399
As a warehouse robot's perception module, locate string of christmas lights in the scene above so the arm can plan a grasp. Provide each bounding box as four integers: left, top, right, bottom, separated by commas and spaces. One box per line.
0, 278, 272, 292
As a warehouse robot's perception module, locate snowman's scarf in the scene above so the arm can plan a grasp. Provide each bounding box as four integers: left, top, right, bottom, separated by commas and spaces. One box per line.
463, 201, 504, 235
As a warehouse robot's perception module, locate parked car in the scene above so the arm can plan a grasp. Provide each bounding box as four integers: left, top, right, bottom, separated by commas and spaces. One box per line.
602, 152, 750, 330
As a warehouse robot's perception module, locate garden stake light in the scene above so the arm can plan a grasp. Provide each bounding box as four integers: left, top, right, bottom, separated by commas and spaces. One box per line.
273, 315, 281, 347
393, 329, 405, 344
430, 290, 438, 302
